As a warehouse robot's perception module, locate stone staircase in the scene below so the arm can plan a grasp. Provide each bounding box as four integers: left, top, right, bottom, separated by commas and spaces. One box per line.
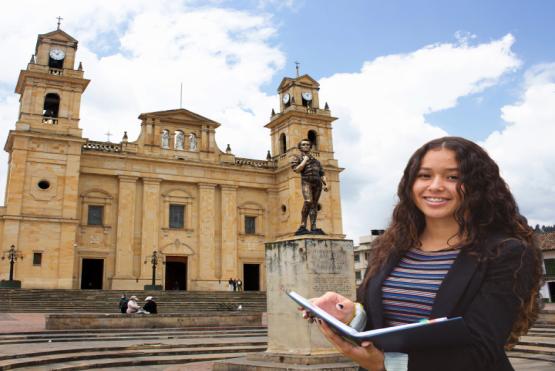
0, 289, 267, 313
0, 326, 268, 370
507, 309, 555, 369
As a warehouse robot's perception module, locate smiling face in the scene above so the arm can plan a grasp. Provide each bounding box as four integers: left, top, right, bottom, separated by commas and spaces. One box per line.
412, 148, 462, 225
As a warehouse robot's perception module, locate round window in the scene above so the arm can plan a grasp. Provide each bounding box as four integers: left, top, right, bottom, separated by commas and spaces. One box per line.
37, 180, 50, 190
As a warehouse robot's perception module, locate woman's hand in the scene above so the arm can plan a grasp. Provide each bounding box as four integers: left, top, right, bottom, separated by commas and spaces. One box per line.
300, 291, 356, 324
317, 319, 385, 371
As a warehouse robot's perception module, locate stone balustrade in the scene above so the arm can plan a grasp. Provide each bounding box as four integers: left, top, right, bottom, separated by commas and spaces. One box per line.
83, 141, 122, 153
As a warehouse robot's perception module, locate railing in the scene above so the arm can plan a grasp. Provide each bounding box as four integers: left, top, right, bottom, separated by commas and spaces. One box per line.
234, 157, 275, 169
42, 117, 58, 125
83, 141, 121, 153
49, 68, 63, 76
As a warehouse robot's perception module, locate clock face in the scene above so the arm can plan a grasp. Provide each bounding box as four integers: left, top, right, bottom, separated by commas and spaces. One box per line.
282, 93, 290, 104
49, 48, 65, 61
302, 91, 313, 101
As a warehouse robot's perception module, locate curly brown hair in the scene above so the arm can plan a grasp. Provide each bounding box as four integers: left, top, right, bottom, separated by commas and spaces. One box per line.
358, 136, 543, 347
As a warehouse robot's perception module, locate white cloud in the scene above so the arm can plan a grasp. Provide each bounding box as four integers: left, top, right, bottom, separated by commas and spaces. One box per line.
318, 35, 521, 241
0, 1, 285, 202
483, 63, 555, 227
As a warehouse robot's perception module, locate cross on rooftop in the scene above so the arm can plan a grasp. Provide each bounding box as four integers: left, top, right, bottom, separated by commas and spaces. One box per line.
56, 16, 63, 30
105, 131, 112, 142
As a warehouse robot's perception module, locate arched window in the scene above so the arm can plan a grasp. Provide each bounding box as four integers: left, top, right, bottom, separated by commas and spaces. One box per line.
307, 130, 318, 150
43, 93, 60, 118
279, 133, 287, 154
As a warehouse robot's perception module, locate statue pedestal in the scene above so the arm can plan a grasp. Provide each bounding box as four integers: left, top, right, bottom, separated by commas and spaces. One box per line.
214, 237, 358, 370
0, 280, 21, 288
143, 284, 163, 290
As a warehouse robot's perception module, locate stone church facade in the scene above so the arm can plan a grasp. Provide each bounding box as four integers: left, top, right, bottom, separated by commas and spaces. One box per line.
0, 28, 344, 291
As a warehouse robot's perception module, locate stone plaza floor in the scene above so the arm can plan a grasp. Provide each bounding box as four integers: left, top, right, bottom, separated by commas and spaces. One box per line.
0, 311, 554, 370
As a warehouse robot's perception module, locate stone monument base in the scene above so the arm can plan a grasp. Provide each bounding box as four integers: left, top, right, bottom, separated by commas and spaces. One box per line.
0, 280, 21, 288
215, 237, 358, 371
214, 352, 357, 371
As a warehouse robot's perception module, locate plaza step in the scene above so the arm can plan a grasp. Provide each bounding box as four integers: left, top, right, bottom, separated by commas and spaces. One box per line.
0, 326, 268, 370
0, 327, 267, 346
0, 289, 266, 313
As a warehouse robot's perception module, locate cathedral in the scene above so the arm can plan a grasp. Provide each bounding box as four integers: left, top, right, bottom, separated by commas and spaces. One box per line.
0, 28, 344, 291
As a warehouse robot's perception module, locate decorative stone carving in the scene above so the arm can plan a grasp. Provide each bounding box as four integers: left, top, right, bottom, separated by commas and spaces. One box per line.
189, 133, 197, 151
161, 130, 169, 149
175, 131, 184, 150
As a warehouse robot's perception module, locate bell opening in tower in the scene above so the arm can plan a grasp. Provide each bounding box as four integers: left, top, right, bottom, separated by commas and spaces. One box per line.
280, 133, 287, 154
43, 93, 60, 118
308, 130, 318, 150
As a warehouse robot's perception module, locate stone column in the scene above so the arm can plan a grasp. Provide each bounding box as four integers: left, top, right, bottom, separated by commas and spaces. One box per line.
266, 188, 279, 241
221, 185, 238, 281
57, 223, 79, 288
140, 178, 161, 280
112, 176, 137, 289
198, 183, 216, 287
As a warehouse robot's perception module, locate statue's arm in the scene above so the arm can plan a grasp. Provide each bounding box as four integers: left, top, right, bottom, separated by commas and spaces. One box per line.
291, 155, 308, 173
321, 175, 329, 191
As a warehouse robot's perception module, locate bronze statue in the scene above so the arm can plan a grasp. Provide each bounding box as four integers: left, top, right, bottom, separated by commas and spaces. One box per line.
291, 139, 328, 235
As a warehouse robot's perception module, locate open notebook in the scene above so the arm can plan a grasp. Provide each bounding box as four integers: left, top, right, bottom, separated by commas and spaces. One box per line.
287, 290, 472, 352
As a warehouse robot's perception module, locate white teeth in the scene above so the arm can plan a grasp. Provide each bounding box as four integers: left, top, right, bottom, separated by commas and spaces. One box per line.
425, 197, 446, 202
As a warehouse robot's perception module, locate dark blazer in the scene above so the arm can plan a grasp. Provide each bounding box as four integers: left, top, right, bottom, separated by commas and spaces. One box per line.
361, 238, 536, 371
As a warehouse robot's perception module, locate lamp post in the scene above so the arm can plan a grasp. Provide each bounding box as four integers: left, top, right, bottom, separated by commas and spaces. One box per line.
144, 250, 164, 290
1, 244, 24, 288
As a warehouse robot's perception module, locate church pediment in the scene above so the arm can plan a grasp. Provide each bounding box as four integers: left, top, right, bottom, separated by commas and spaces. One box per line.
138, 108, 220, 128
37, 29, 78, 44
277, 74, 319, 91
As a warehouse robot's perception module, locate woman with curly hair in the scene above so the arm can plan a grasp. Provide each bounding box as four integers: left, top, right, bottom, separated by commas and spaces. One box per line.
304, 137, 543, 371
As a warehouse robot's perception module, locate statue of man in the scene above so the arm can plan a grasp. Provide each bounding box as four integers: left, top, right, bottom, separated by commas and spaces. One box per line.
175, 131, 184, 150
290, 139, 328, 234
189, 133, 197, 151
161, 130, 169, 149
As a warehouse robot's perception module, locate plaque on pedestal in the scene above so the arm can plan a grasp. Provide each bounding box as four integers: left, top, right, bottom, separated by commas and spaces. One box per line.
214, 237, 358, 370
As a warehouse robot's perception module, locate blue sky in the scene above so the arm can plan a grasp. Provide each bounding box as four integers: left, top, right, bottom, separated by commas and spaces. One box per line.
261, 0, 555, 140
0, 0, 554, 241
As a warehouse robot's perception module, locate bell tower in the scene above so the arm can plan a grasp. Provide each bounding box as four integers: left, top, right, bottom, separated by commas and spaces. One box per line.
15, 27, 89, 136
2, 26, 88, 288
265, 73, 344, 238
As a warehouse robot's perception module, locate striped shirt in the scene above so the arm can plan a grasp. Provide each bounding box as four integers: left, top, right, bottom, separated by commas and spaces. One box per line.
382, 247, 460, 327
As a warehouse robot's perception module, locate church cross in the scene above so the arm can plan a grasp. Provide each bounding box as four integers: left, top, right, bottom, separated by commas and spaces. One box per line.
105, 131, 112, 142
56, 16, 63, 30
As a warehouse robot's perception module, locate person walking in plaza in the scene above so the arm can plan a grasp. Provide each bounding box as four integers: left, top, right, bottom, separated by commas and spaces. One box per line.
143, 296, 157, 314
302, 137, 543, 371
237, 279, 243, 291
228, 277, 234, 291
